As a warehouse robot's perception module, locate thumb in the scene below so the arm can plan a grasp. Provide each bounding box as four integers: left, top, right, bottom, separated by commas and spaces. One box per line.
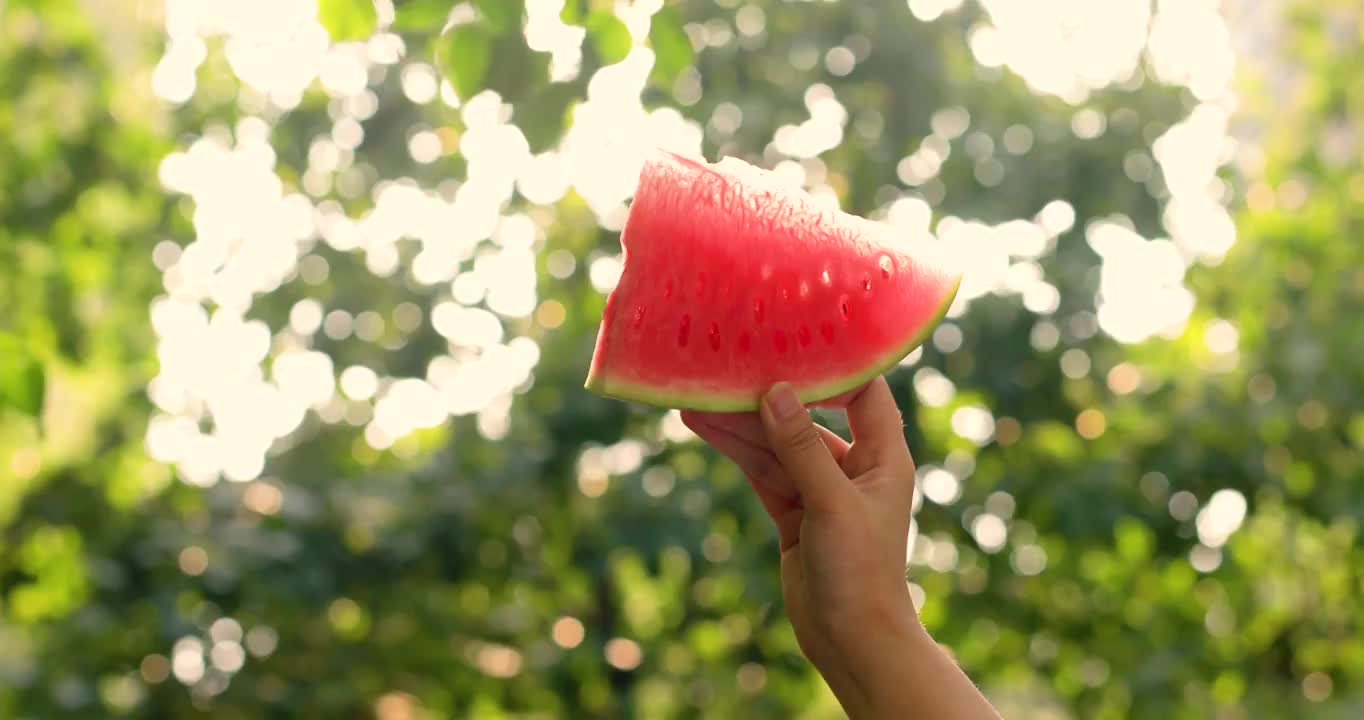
759, 383, 851, 512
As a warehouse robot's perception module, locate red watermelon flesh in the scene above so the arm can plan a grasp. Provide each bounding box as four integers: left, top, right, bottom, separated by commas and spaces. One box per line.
585, 150, 962, 411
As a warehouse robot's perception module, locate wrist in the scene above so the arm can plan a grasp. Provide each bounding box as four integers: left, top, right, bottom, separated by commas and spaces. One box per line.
815, 592, 931, 718
817, 606, 999, 720
822, 585, 920, 656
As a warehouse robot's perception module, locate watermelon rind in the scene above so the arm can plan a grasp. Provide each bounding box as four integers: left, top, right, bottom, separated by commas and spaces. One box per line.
584, 274, 961, 412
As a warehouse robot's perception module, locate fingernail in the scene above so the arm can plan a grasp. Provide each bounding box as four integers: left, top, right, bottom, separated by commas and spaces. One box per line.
765, 383, 802, 420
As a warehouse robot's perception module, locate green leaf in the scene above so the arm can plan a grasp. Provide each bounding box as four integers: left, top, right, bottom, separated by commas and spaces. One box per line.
392, 0, 451, 30
647, 6, 692, 85
318, 0, 378, 42
560, 0, 611, 24
442, 25, 493, 99
1348, 413, 1364, 449
483, 32, 551, 100
560, 0, 581, 24
476, 0, 523, 35
585, 10, 632, 66
516, 82, 581, 152
0, 334, 45, 416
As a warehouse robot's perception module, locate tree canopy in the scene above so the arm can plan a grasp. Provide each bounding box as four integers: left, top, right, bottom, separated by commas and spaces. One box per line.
1, 0, 1361, 717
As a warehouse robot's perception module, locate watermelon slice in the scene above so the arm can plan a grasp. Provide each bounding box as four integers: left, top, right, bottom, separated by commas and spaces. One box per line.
585, 150, 962, 411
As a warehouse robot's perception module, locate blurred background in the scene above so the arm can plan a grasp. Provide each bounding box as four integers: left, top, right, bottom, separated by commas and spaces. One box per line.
1, 0, 1362, 717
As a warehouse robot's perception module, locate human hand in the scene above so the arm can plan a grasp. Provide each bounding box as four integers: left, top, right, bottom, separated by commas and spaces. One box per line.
682, 377, 999, 719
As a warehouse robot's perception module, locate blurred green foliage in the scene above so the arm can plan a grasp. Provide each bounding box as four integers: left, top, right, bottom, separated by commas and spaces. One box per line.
2, 0, 1363, 718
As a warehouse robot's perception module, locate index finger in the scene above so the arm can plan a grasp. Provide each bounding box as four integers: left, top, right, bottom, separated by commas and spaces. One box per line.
692, 411, 852, 466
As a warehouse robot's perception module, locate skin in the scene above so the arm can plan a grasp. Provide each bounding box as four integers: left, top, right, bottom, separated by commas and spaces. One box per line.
681, 377, 1002, 719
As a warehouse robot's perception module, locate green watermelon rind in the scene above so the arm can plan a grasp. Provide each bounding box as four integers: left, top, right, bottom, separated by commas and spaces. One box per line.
584, 274, 961, 412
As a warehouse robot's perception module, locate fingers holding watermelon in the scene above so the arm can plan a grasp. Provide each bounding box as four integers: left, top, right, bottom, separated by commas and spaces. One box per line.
680, 411, 848, 470
683, 374, 917, 522
758, 383, 854, 513
680, 376, 907, 510
680, 411, 787, 502
678, 409, 849, 520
